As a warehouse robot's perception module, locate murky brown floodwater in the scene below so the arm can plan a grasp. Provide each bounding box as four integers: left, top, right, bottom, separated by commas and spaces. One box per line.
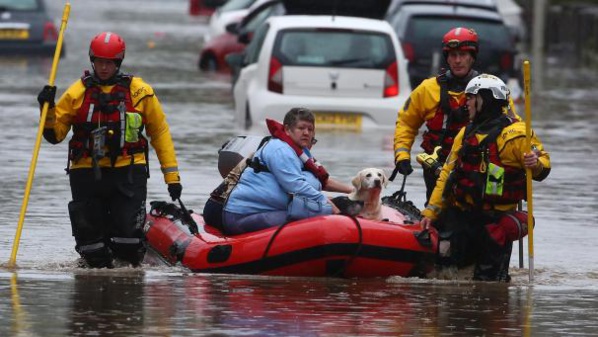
1, 0, 598, 336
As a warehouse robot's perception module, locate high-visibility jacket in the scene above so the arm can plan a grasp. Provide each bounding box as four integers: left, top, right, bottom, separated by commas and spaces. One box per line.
43, 73, 180, 184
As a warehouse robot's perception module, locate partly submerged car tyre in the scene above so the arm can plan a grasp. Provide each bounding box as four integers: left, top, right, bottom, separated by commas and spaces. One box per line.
199, 53, 218, 71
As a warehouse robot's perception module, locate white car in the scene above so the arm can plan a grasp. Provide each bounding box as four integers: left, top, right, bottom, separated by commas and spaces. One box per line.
232, 14, 411, 131
204, 0, 269, 43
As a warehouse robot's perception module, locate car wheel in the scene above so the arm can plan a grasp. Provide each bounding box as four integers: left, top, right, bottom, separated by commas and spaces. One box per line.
244, 104, 252, 130
199, 54, 218, 71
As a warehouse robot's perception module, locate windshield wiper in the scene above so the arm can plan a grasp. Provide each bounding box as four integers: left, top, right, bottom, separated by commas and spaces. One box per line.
328, 57, 371, 66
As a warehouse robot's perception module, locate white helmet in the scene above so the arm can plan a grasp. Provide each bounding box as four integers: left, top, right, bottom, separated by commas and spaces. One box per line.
465, 74, 509, 100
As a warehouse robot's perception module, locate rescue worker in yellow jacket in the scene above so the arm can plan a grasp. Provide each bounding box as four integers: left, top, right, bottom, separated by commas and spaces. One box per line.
420, 74, 551, 282
393, 27, 519, 202
37, 32, 182, 268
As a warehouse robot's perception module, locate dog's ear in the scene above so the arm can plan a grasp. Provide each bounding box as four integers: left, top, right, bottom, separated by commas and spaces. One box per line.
381, 169, 389, 188
351, 173, 362, 189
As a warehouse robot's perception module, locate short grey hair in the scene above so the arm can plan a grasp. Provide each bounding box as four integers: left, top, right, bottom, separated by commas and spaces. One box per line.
283, 107, 315, 128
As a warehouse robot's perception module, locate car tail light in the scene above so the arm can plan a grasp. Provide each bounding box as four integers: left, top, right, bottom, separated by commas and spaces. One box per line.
384, 61, 399, 97
268, 56, 283, 93
43, 21, 58, 42
500, 53, 513, 71
401, 42, 415, 62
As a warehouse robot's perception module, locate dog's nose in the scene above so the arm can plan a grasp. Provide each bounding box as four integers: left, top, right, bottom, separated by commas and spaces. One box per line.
374, 179, 381, 187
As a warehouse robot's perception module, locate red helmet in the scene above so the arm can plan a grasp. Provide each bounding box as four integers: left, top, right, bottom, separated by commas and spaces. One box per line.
89, 32, 125, 62
442, 27, 478, 57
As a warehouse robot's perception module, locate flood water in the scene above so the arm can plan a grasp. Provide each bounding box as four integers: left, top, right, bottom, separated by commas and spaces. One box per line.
1, 1, 597, 336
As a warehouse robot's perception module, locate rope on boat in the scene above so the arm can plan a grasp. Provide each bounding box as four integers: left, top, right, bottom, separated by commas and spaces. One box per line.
261, 215, 364, 278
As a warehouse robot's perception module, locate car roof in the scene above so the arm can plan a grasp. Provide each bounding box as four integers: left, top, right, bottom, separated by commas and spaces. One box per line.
266, 15, 396, 33
398, 3, 504, 21
387, 0, 497, 15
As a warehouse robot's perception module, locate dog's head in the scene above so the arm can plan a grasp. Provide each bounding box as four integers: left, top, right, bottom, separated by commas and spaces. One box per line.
350, 168, 389, 196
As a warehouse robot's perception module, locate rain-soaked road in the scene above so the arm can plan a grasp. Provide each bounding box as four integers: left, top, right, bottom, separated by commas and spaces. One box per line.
1, 0, 598, 336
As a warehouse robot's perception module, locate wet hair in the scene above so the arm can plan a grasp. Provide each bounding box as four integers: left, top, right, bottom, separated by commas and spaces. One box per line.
473, 89, 507, 124
283, 107, 315, 128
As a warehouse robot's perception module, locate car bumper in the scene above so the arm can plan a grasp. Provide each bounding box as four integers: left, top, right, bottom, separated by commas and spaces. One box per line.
0, 42, 59, 57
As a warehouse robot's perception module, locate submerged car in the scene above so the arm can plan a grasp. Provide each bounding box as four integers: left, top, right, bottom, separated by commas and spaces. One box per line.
0, 0, 62, 57
385, 0, 518, 88
231, 12, 411, 131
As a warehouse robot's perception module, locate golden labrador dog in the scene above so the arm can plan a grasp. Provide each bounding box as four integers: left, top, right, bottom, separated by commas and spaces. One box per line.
348, 168, 389, 220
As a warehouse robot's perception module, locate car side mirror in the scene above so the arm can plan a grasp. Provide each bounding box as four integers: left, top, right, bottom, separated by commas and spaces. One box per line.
225, 22, 239, 35
238, 32, 252, 45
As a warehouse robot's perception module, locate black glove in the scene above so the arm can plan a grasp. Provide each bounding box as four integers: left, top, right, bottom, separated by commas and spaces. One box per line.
168, 183, 182, 201
396, 159, 413, 176
37, 85, 57, 109
331, 196, 363, 216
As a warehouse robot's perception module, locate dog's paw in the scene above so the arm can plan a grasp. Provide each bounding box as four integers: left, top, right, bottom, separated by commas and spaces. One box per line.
332, 196, 364, 216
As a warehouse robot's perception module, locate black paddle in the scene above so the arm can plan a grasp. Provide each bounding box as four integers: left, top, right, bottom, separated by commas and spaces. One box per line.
177, 198, 199, 235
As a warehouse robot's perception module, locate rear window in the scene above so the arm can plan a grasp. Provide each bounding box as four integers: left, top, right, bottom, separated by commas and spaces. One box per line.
406, 17, 512, 47
0, 0, 39, 10
273, 29, 396, 69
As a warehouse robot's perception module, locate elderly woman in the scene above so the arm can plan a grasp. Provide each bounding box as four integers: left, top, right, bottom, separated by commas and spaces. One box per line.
222, 108, 353, 235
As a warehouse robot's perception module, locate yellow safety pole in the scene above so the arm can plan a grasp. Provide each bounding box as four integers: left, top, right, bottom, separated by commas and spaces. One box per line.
523, 60, 534, 283
8, 2, 71, 268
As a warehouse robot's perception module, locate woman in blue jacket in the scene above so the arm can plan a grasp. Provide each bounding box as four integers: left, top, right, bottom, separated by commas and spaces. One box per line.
223, 108, 352, 235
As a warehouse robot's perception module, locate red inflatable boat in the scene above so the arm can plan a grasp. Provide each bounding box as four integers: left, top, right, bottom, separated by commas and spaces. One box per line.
143, 195, 438, 278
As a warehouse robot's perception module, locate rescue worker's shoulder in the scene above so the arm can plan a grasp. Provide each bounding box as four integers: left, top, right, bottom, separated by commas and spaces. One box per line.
409, 77, 440, 100
499, 121, 527, 143
65, 78, 87, 98
129, 77, 155, 104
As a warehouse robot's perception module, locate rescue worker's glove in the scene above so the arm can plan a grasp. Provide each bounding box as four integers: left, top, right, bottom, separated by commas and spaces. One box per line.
168, 183, 182, 201
396, 159, 413, 176
37, 85, 56, 109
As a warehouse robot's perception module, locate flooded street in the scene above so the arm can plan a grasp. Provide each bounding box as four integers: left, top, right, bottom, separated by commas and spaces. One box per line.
1, 0, 598, 336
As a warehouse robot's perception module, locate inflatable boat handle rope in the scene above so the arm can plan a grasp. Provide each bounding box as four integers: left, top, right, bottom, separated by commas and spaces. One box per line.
177, 198, 199, 235
262, 215, 364, 278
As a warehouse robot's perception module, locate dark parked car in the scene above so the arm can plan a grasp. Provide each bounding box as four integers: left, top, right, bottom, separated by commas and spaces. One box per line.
385, 0, 518, 88
0, 0, 62, 57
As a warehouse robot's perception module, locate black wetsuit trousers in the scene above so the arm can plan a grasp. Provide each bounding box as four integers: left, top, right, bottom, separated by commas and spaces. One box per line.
68, 165, 148, 267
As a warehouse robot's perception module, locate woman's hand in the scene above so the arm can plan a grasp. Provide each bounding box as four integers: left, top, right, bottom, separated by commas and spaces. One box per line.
523, 151, 539, 169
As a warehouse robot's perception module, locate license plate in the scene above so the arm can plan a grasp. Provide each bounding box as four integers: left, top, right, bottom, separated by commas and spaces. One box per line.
0, 29, 29, 40
314, 112, 362, 131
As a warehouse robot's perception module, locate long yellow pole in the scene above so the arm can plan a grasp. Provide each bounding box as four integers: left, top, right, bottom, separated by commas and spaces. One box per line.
523, 60, 534, 283
8, 2, 71, 268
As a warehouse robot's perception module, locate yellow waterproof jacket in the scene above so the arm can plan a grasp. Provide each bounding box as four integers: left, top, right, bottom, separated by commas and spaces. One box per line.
421, 121, 550, 220
393, 77, 519, 162
44, 76, 180, 184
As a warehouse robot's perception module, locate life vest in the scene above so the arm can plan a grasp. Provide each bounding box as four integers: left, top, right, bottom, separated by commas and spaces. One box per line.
68, 71, 149, 169
447, 116, 526, 209
421, 70, 477, 161
265, 119, 329, 187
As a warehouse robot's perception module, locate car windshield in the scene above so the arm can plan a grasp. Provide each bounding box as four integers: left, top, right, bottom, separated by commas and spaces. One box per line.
0, 0, 38, 10
219, 0, 257, 12
274, 29, 395, 69
406, 17, 512, 47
